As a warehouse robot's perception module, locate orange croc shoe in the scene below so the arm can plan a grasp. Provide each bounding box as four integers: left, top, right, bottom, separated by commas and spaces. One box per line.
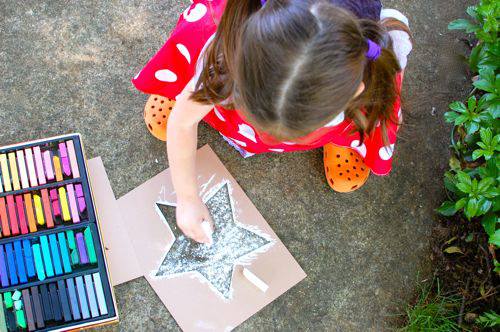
323, 143, 370, 192
144, 95, 175, 141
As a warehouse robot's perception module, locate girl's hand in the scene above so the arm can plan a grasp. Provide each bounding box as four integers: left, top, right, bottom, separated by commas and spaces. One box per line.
176, 196, 214, 244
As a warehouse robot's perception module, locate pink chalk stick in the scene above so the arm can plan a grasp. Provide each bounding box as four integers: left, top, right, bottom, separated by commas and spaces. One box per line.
66, 141, 80, 179
59, 142, 72, 177
50, 189, 61, 217
16, 150, 29, 189
66, 184, 80, 223
24, 148, 38, 187
33, 146, 46, 185
43, 151, 55, 181
15, 195, 28, 235
75, 184, 86, 213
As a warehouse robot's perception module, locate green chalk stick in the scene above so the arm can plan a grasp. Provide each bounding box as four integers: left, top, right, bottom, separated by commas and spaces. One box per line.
70, 249, 79, 265
3, 293, 12, 309
84, 227, 97, 264
13, 300, 22, 311
15, 309, 26, 329
32, 244, 46, 281
11, 291, 21, 302
0, 294, 7, 332
67, 230, 76, 249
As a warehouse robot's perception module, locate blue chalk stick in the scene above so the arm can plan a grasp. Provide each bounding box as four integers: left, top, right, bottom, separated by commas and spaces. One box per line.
0, 245, 9, 287
39, 236, 54, 277
13, 241, 27, 283
66, 278, 80, 320
32, 244, 46, 281
57, 232, 72, 274
5, 244, 18, 285
48, 234, 63, 275
22, 240, 36, 278
75, 276, 90, 319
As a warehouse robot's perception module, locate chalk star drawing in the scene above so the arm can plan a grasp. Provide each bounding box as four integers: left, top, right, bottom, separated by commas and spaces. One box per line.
154, 182, 273, 299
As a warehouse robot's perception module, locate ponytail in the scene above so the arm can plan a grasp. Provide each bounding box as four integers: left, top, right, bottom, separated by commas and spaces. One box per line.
191, 0, 262, 106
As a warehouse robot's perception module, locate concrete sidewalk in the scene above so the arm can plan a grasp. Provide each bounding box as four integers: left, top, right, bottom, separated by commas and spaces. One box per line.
0, 0, 473, 330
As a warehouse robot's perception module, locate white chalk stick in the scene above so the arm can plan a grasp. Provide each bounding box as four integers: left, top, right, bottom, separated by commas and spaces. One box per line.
201, 221, 213, 246
242, 268, 269, 293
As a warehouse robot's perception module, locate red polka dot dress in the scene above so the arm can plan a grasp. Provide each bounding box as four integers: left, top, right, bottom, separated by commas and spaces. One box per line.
132, 0, 410, 176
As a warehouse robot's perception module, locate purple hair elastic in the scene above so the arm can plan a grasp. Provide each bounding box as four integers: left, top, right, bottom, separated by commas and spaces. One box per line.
261, 0, 266, 6
366, 39, 381, 61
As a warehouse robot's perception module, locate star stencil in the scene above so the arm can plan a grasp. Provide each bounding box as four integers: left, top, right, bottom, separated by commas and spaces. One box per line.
154, 182, 272, 299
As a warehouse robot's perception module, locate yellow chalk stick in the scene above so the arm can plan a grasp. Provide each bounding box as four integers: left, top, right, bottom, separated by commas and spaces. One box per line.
58, 187, 71, 222
0, 154, 11, 192
8, 153, 20, 191
33, 194, 45, 225
53, 156, 63, 182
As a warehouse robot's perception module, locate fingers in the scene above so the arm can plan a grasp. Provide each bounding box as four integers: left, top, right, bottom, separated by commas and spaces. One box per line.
178, 221, 211, 244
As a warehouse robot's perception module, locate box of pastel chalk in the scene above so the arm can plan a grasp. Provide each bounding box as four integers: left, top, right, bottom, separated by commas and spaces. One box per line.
0, 134, 118, 331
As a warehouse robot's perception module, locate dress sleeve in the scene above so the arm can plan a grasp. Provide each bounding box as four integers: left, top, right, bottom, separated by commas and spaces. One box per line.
132, 0, 219, 99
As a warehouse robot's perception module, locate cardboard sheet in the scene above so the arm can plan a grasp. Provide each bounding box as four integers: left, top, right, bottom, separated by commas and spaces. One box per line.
88, 146, 306, 331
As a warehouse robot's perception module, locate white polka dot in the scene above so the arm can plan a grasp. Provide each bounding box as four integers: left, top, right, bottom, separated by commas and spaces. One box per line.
376, 120, 381, 127
183, 3, 207, 22
155, 69, 177, 82
134, 70, 141, 80
379, 144, 395, 160
283, 141, 296, 145
212, 108, 225, 122
350, 140, 367, 158
238, 124, 257, 143
269, 148, 284, 152
176, 43, 191, 64
324, 112, 345, 127
230, 138, 247, 147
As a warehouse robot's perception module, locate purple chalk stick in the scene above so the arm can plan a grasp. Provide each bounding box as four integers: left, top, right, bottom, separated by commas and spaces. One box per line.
76, 233, 89, 264
75, 184, 86, 213
0, 245, 9, 287
59, 142, 71, 177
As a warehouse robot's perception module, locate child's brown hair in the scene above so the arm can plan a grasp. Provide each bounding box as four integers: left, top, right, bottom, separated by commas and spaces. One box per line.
191, 0, 411, 142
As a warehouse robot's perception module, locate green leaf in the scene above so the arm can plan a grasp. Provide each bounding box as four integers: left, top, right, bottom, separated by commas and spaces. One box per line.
444, 246, 464, 254
456, 171, 472, 186
449, 101, 467, 113
478, 177, 495, 192
474, 79, 495, 92
455, 197, 468, 210
444, 111, 459, 123
437, 201, 458, 216
481, 214, 497, 237
480, 127, 493, 143
448, 19, 477, 31
465, 198, 479, 219
472, 149, 484, 160
468, 95, 477, 110
449, 156, 461, 171
489, 229, 500, 247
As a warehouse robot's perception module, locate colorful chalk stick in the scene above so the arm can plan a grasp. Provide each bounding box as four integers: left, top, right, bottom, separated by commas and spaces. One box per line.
8, 153, 20, 191
33, 194, 45, 226
41, 189, 54, 228
13, 300, 22, 311
83, 227, 97, 264
49, 283, 62, 321
39, 284, 52, 321
0, 294, 7, 332
5, 244, 18, 285
0, 198, 10, 237
22, 289, 36, 331
58, 187, 71, 222
93, 273, 109, 315
33, 146, 46, 185
16, 150, 29, 189
75, 184, 86, 213
32, 244, 46, 281
23, 193, 37, 233
66, 278, 80, 320
84, 274, 99, 318
49, 189, 61, 217
53, 155, 63, 182
66, 140, 80, 178
6, 196, 19, 235
48, 234, 63, 275
43, 150, 55, 181
40, 236, 54, 277
30, 286, 44, 329
66, 230, 79, 265
0, 246, 9, 287
76, 232, 89, 264
57, 279, 72, 322
13, 241, 27, 283
12, 291, 21, 302
15, 196, 28, 235
23, 239, 36, 278
24, 148, 38, 187
67, 184, 80, 223
3, 293, 12, 309
0, 170, 2, 193
75, 276, 90, 319
59, 143, 71, 177
0, 154, 11, 192
15, 310, 26, 329
57, 232, 72, 274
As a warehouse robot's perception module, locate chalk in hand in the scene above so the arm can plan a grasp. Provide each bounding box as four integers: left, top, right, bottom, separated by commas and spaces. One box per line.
242, 268, 269, 293
201, 221, 213, 247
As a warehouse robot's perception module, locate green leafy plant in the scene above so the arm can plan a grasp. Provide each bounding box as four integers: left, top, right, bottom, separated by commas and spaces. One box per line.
476, 310, 500, 328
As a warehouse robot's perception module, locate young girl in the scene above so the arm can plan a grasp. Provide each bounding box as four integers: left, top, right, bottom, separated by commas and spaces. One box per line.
132, 0, 412, 243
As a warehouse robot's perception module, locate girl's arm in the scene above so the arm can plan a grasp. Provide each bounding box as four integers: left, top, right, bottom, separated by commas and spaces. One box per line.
167, 80, 215, 243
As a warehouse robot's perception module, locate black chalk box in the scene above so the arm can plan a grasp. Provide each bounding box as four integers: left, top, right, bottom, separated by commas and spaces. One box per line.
0, 134, 118, 331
